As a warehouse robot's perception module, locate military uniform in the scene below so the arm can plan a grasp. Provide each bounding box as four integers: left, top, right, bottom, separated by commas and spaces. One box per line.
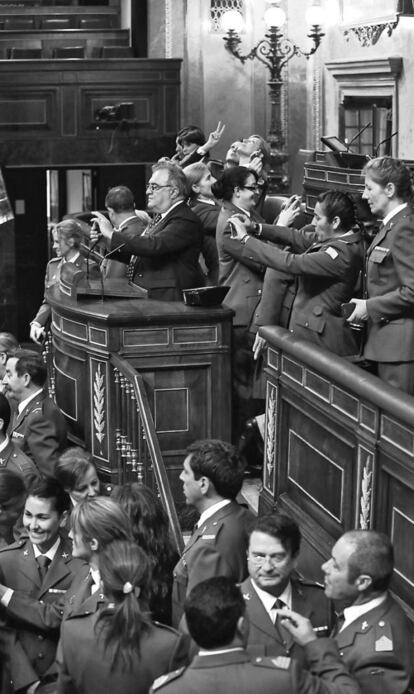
57, 610, 189, 694
32, 255, 89, 329
150, 641, 360, 694
172, 501, 254, 628
240, 224, 364, 356
0, 437, 40, 487
241, 575, 332, 664
10, 389, 67, 478
334, 594, 414, 694
364, 206, 414, 393
0, 535, 85, 692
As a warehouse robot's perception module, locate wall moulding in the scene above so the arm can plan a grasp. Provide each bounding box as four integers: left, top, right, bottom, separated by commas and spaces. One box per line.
340, 0, 403, 46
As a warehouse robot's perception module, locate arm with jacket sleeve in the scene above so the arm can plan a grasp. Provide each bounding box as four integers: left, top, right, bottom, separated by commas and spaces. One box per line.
110, 215, 202, 257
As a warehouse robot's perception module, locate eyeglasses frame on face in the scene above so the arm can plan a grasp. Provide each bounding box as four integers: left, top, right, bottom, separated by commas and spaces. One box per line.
146, 183, 173, 193
242, 184, 259, 192
248, 552, 287, 567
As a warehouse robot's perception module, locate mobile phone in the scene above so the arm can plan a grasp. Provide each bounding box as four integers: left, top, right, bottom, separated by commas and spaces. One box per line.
228, 221, 237, 238
341, 302, 356, 319
250, 150, 263, 160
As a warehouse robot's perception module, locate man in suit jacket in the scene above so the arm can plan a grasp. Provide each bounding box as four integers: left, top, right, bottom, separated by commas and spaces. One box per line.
322, 529, 414, 694
3, 350, 67, 478
241, 513, 332, 664
152, 576, 359, 694
100, 185, 149, 279
0, 393, 39, 487
0, 479, 85, 693
91, 162, 204, 301
172, 439, 254, 628
347, 157, 414, 394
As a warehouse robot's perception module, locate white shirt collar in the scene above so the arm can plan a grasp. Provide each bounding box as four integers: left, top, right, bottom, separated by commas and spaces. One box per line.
160, 200, 184, 219
382, 202, 408, 227
90, 567, 101, 594
251, 579, 292, 623
0, 436, 9, 454
118, 215, 138, 230
33, 536, 61, 562
341, 593, 387, 632
62, 251, 80, 265
198, 647, 244, 657
196, 197, 216, 206
18, 388, 44, 415
197, 499, 231, 528
233, 204, 251, 218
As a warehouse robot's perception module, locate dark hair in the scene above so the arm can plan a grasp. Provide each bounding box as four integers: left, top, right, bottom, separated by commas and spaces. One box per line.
111, 483, 177, 617
96, 540, 152, 670
344, 530, 394, 592
0, 393, 11, 432
0, 332, 19, 356
10, 349, 47, 388
56, 219, 84, 248
177, 125, 206, 148
250, 513, 301, 557
105, 186, 135, 213
363, 156, 414, 201
55, 447, 97, 493
0, 468, 26, 504
71, 497, 131, 548
211, 166, 257, 202
317, 190, 356, 231
187, 439, 245, 500
185, 576, 245, 648
151, 161, 189, 199
27, 478, 71, 516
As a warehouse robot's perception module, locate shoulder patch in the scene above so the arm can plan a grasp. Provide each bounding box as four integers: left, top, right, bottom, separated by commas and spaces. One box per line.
253, 656, 291, 670
324, 246, 339, 259
152, 668, 185, 690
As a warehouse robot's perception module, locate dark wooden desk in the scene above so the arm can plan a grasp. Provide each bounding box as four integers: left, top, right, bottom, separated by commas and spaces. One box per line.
47, 286, 233, 496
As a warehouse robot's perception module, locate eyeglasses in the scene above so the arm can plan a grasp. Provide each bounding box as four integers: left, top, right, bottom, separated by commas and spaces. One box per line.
242, 185, 259, 192
146, 183, 172, 193
248, 552, 287, 567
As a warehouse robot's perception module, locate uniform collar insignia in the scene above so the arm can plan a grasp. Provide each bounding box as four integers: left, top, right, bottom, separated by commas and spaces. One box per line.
361, 621, 368, 630
243, 592, 251, 600
62, 551, 69, 559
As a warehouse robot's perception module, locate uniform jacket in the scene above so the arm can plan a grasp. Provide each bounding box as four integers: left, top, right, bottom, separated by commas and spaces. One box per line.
240, 225, 363, 356
241, 576, 333, 664
334, 593, 414, 694
32, 255, 89, 328
217, 200, 265, 327
57, 610, 189, 694
150, 640, 360, 694
172, 501, 254, 628
10, 389, 67, 478
109, 202, 204, 301
364, 205, 414, 361
189, 199, 220, 285
0, 437, 40, 487
0, 535, 85, 692
103, 215, 147, 279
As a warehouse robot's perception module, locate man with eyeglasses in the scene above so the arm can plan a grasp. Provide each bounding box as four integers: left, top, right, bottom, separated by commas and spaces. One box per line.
91, 162, 204, 301
240, 513, 332, 664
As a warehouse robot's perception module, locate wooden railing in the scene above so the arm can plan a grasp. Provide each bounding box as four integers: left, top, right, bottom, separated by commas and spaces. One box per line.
259, 326, 414, 619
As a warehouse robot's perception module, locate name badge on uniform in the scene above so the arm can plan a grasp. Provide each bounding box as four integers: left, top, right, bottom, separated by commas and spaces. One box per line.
375, 635, 393, 651
201, 534, 216, 540
370, 246, 390, 264
325, 247, 339, 259
11, 432, 24, 439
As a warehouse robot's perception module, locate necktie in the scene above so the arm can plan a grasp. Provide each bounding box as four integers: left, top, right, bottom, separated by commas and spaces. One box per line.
126, 214, 162, 282
331, 611, 345, 637
36, 555, 51, 582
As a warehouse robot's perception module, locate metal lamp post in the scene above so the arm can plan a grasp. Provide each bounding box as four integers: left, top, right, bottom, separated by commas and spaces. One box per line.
222, 1, 324, 192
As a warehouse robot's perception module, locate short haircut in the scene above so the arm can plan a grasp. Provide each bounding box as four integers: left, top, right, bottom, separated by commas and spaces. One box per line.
55, 447, 96, 493
56, 219, 84, 248
10, 349, 47, 388
249, 513, 301, 557
0, 332, 19, 357
185, 576, 245, 648
177, 125, 206, 148
105, 186, 135, 213
0, 393, 11, 432
26, 478, 71, 516
183, 161, 210, 200
317, 190, 356, 231
187, 439, 245, 500
151, 161, 189, 199
344, 530, 394, 592
211, 166, 257, 202
71, 497, 132, 548
249, 133, 271, 168
0, 469, 26, 504
363, 156, 413, 201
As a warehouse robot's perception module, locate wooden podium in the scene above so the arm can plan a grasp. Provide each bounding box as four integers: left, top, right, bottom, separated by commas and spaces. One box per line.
47, 283, 233, 497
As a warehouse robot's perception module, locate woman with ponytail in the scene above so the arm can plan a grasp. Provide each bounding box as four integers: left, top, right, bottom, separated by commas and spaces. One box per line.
57, 540, 188, 694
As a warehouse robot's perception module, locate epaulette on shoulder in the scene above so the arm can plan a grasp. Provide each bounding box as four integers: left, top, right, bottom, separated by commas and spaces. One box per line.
152, 621, 180, 636
0, 537, 27, 553
297, 577, 325, 590
152, 668, 186, 690
49, 256, 61, 262
252, 655, 291, 670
